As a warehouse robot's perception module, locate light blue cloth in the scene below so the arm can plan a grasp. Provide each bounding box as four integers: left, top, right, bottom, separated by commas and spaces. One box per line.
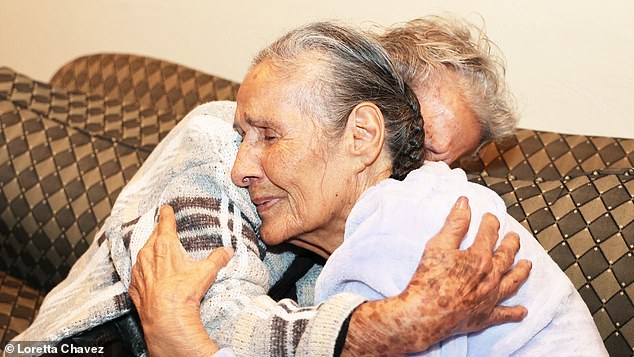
315, 162, 607, 357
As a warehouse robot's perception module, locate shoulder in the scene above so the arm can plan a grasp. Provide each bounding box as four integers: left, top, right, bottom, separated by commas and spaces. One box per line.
348, 162, 509, 242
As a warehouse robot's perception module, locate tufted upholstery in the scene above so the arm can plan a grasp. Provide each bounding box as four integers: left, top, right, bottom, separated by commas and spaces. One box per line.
459, 129, 634, 181
1, 53, 633, 356
468, 172, 634, 355
49, 53, 240, 119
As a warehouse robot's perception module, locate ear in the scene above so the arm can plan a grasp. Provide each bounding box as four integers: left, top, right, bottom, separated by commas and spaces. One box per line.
345, 102, 386, 171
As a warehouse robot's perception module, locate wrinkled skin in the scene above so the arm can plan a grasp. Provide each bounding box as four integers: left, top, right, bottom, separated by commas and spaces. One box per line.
414, 72, 483, 165
342, 197, 531, 356
129, 205, 233, 357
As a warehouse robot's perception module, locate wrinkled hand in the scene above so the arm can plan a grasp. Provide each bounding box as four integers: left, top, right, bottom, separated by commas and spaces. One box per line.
129, 205, 233, 357
343, 196, 532, 356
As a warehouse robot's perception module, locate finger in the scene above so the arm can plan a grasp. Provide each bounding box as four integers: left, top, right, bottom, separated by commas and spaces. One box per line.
426, 196, 472, 250
155, 205, 182, 260
196, 247, 235, 291
131, 261, 145, 289
485, 305, 528, 326
157, 205, 178, 241
498, 259, 532, 301
128, 284, 140, 308
129, 264, 144, 307
470, 213, 501, 253
492, 231, 521, 275
144, 224, 159, 249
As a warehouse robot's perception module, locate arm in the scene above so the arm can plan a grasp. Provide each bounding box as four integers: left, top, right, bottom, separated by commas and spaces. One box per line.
129, 206, 233, 356
342, 197, 532, 355
131, 196, 530, 356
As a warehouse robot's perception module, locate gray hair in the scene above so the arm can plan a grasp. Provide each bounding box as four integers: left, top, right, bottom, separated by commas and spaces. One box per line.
253, 22, 424, 180
378, 15, 518, 142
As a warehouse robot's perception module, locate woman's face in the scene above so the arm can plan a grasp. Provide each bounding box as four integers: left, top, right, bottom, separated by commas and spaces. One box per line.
231, 62, 356, 254
415, 71, 482, 165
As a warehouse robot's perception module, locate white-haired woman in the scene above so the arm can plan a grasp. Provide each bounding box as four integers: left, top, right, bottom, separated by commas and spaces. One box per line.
131, 22, 604, 356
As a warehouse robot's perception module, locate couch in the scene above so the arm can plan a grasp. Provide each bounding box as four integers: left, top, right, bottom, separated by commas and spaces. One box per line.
1, 53, 633, 356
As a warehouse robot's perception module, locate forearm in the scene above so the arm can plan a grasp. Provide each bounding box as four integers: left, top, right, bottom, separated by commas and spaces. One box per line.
144, 310, 219, 357
342, 296, 442, 357
224, 292, 364, 356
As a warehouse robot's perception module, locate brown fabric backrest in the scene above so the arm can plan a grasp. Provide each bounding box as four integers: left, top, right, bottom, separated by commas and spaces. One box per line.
50, 53, 240, 118
459, 128, 634, 181
467, 171, 634, 356
1, 68, 151, 290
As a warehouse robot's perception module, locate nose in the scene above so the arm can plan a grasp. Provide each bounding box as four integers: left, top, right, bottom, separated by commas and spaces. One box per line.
231, 141, 261, 187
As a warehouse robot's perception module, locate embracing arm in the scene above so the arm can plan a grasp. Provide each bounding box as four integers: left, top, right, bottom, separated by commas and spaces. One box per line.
129, 206, 232, 356
130, 196, 530, 357
129, 204, 363, 356
342, 197, 531, 355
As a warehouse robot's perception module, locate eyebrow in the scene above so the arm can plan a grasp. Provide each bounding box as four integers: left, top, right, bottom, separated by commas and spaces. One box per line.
235, 113, 276, 130
247, 116, 276, 127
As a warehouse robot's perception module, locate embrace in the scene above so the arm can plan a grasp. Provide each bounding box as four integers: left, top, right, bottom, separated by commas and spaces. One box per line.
12, 16, 606, 356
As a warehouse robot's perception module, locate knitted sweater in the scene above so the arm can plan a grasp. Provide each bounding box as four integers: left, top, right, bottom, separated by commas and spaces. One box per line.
11, 102, 365, 357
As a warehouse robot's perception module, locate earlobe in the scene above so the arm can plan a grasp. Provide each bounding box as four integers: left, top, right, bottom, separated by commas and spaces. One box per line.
347, 102, 386, 168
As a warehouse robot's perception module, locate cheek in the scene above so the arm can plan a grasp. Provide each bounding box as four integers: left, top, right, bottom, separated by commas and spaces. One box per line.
262, 144, 325, 212
424, 118, 453, 150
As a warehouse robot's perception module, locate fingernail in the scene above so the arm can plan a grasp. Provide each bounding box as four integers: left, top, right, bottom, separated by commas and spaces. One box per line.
223, 246, 235, 257
455, 196, 469, 209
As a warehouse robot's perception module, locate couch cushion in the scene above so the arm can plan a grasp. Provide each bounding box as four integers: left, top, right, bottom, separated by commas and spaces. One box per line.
0, 98, 148, 290
0, 68, 156, 291
460, 128, 634, 181
49, 53, 240, 119
0, 271, 46, 350
469, 171, 634, 356
1, 67, 178, 152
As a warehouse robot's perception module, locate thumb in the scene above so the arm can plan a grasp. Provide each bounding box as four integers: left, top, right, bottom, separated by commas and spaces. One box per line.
426, 196, 471, 250
196, 247, 235, 291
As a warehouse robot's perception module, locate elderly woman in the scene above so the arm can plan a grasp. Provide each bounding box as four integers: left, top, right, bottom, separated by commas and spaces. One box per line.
131, 22, 605, 356
379, 16, 517, 164
13, 18, 534, 357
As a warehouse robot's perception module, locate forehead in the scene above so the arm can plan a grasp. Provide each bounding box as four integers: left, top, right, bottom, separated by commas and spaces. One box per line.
235, 63, 288, 121
234, 61, 320, 128
415, 71, 478, 123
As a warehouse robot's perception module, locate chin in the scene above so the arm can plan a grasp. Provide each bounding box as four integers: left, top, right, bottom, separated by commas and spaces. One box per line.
259, 223, 292, 246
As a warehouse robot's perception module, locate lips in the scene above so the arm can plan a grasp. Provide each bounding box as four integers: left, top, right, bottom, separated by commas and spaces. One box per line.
251, 196, 281, 213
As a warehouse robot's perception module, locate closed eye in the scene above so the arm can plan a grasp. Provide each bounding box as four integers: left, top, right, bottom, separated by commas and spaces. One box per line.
233, 125, 245, 138
261, 128, 278, 142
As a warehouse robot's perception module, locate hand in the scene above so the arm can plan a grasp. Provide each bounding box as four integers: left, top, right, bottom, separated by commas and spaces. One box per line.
342, 196, 532, 356
129, 205, 234, 357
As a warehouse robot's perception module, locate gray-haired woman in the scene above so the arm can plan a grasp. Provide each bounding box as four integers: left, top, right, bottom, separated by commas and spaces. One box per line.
129, 22, 546, 356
